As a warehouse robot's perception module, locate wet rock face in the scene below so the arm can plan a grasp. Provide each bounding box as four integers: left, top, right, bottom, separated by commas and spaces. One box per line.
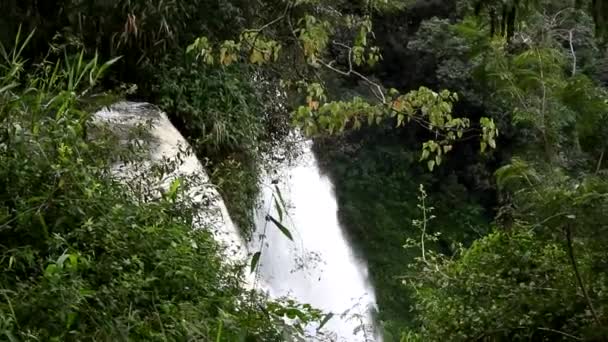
93, 102, 250, 266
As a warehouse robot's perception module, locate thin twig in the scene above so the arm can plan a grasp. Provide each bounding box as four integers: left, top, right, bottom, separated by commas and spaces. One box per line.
249, 2, 292, 33
536, 47, 552, 165
565, 224, 602, 327
316, 40, 386, 104
595, 149, 604, 174
533, 212, 568, 228
537, 327, 582, 341
568, 30, 577, 77
420, 192, 427, 263
1, 291, 20, 329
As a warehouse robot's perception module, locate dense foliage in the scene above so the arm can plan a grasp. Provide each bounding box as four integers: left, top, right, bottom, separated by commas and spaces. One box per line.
314, 129, 491, 338
0, 33, 327, 341
314, 0, 608, 340
153, 60, 265, 234
3, 0, 608, 341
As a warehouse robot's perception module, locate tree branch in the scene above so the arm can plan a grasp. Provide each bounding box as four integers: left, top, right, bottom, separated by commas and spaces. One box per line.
568, 30, 577, 77
565, 224, 601, 327
537, 327, 582, 341
316, 40, 387, 104
596, 149, 604, 174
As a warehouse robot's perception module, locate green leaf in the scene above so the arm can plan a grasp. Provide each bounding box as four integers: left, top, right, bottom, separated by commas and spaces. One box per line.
489, 139, 496, 149
0, 82, 18, 95
79, 288, 96, 297
427, 160, 435, 171
250, 50, 265, 64
397, 114, 404, 127
250, 251, 261, 273
274, 185, 287, 217
44, 264, 58, 278
96, 56, 122, 80
317, 312, 334, 331
66, 312, 77, 329
266, 215, 293, 241
57, 253, 70, 268
420, 149, 430, 161
168, 178, 181, 200
274, 197, 283, 222
215, 319, 223, 342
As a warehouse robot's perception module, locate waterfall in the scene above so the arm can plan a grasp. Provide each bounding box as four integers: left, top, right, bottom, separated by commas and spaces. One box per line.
252, 140, 381, 341
93, 102, 252, 281
94, 102, 381, 340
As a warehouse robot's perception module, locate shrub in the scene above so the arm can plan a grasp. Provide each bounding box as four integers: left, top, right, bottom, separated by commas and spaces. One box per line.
0, 33, 289, 342
153, 57, 266, 234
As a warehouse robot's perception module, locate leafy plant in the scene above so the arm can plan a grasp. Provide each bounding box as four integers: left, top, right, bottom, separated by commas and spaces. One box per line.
0, 32, 327, 342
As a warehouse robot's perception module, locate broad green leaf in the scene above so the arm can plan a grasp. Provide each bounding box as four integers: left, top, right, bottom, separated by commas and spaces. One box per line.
44, 264, 58, 277
168, 178, 181, 200
420, 149, 430, 161
427, 160, 435, 171
219, 48, 232, 65
250, 50, 265, 64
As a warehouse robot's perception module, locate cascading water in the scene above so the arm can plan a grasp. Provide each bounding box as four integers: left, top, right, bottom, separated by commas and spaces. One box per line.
252, 140, 381, 341
93, 102, 252, 278
94, 102, 381, 340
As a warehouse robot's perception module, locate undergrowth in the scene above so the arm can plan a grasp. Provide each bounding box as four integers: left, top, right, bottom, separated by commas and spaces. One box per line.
0, 31, 319, 341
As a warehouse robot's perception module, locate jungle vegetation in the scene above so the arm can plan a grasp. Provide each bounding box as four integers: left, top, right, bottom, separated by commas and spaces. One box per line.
1, 0, 608, 341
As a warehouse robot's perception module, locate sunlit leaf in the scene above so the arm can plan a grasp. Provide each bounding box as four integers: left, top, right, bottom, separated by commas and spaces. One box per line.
167, 178, 181, 200
420, 149, 430, 161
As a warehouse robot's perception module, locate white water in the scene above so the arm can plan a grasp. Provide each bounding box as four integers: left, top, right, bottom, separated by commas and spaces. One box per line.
252, 141, 380, 341
94, 102, 381, 340
93, 102, 251, 277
